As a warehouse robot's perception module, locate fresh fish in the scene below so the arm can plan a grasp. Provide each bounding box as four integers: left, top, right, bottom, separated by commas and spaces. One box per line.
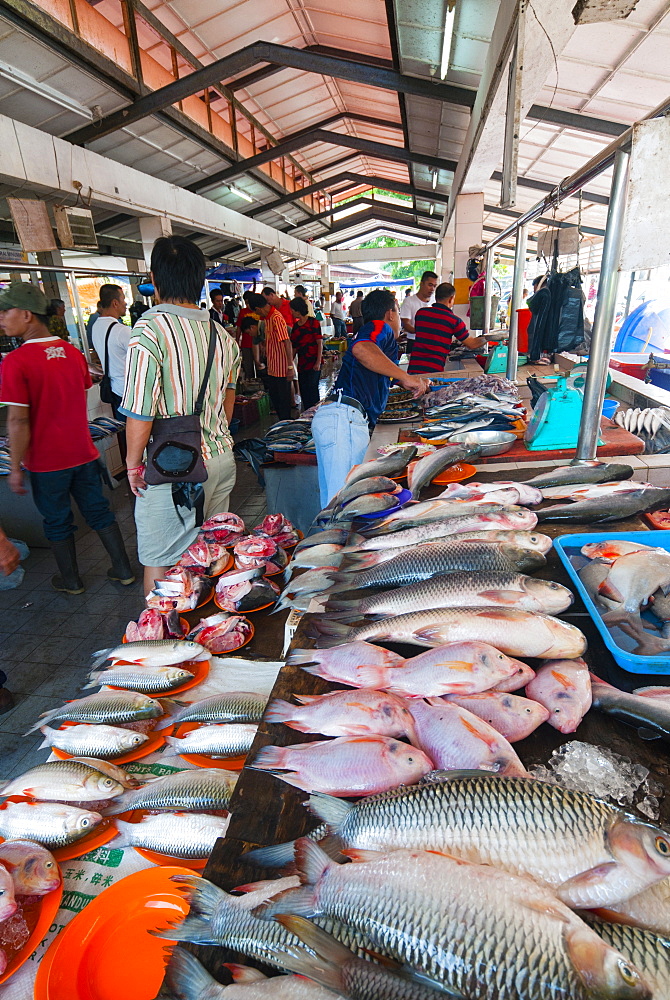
598, 550, 670, 613
0, 841, 60, 896
538, 488, 670, 524
38, 723, 149, 758
596, 878, 670, 938
281, 567, 340, 596
332, 492, 399, 522
491, 660, 536, 691
328, 539, 547, 592
249, 736, 433, 796
114, 811, 230, 859
158, 692, 267, 730
24, 689, 163, 735
584, 915, 670, 998
0, 759, 125, 801
342, 528, 551, 567
441, 691, 550, 741
66, 758, 141, 789
357, 509, 539, 551
408, 698, 526, 775
325, 571, 573, 618
84, 664, 195, 693
526, 659, 593, 733
344, 446, 418, 487
591, 678, 670, 741
440, 480, 543, 505
249, 772, 670, 913
103, 768, 238, 816
294, 529, 356, 552
311, 607, 587, 659
90, 639, 209, 670
579, 559, 620, 610
289, 642, 405, 686
286, 544, 344, 574
265, 689, 417, 739
544, 482, 658, 502
0, 801, 102, 848
163, 724, 257, 759
322, 476, 400, 517
268, 839, 650, 1000
525, 463, 635, 488
367, 499, 504, 534
407, 443, 481, 498
582, 540, 657, 562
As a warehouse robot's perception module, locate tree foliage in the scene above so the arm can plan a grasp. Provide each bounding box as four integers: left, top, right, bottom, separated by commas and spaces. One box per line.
357, 235, 436, 287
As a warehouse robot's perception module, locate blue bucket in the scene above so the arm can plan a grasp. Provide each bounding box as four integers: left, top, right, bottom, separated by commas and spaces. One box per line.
601, 398, 619, 419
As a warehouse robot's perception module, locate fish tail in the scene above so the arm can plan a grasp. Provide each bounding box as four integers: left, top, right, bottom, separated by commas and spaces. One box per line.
243, 840, 298, 868
250, 745, 290, 772
154, 698, 186, 730
355, 664, 390, 688
297, 664, 328, 679
324, 597, 358, 614
306, 621, 353, 646
307, 792, 353, 834
153, 876, 224, 944
23, 708, 61, 736
161, 737, 182, 757
83, 671, 104, 689
286, 649, 321, 667
163, 948, 221, 1000
37, 726, 54, 750
264, 699, 302, 727
111, 818, 133, 849
273, 916, 349, 991
225, 964, 267, 984
101, 791, 135, 817
90, 647, 114, 670
296, 835, 332, 886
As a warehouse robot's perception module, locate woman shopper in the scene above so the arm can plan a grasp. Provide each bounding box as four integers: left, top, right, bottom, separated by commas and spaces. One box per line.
120, 236, 240, 596
290, 297, 323, 410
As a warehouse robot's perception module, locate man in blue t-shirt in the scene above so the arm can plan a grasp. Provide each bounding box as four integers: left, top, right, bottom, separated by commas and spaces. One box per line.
312, 288, 430, 506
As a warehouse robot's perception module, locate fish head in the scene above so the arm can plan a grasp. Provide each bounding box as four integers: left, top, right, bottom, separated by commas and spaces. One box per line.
543, 617, 587, 659
68, 808, 103, 838
179, 640, 211, 661
383, 738, 433, 782
608, 818, 670, 886
492, 659, 536, 692
0, 864, 16, 920
497, 510, 538, 530
84, 770, 125, 799
119, 731, 150, 751
567, 922, 651, 999
3, 844, 61, 895
522, 577, 574, 614
500, 543, 547, 572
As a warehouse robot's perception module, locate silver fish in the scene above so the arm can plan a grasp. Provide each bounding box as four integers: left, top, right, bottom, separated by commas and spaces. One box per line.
584, 915, 670, 998
163, 723, 257, 759
344, 445, 418, 487
0, 759, 125, 801
84, 664, 195, 693
90, 638, 209, 670
322, 476, 399, 516
25, 689, 163, 735
114, 811, 230, 859
294, 529, 357, 553
39, 723, 149, 759
67, 757, 140, 788
340, 529, 553, 571
407, 443, 481, 498
591, 680, 670, 741
326, 572, 573, 619
103, 767, 238, 815
158, 691, 267, 730
365, 500, 506, 535
332, 493, 399, 522
537, 488, 670, 524
357, 509, 539, 551
286, 544, 345, 576
0, 800, 102, 848
524, 463, 635, 488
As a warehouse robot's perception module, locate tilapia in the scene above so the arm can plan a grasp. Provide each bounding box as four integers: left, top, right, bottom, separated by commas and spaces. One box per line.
584, 915, 670, 998
90, 638, 209, 670
325, 571, 573, 618
598, 550, 670, 613
114, 811, 230, 859
38, 723, 149, 759
163, 948, 340, 1000
0, 801, 101, 848
332, 493, 399, 522
0, 759, 125, 801
268, 839, 650, 1000
289, 642, 405, 687
163, 723, 257, 759
158, 692, 267, 730
249, 773, 670, 913
357, 508, 538, 551
265, 689, 417, 739
407, 443, 482, 498
525, 463, 635, 488
591, 679, 670, 740
343, 446, 417, 488
328, 538, 547, 592
492, 660, 536, 691
249, 736, 433, 795
0, 841, 60, 896
312, 607, 587, 659
0, 867, 15, 921
526, 659, 593, 733
582, 540, 657, 562
538, 488, 670, 524
440, 480, 543, 505
25, 689, 163, 735
442, 691, 550, 741
408, 698, 526, 775
103, 767, 238, 816
84, 664, 194, 694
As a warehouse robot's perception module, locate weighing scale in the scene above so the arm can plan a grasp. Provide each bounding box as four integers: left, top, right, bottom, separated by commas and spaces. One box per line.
482, 332, 527, 374
524, 373, 602, 451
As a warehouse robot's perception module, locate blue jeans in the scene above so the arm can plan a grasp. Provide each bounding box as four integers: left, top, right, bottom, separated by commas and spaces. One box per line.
29, 460, 115, 542
312, 399, 370, 507
332, 318, 347, 337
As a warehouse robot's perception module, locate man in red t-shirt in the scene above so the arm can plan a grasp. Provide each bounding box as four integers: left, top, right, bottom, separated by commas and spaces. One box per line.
0, 283, 134, 594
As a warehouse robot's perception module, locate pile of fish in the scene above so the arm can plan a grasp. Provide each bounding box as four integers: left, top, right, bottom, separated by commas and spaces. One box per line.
0, 841, 61, 975
424, 373, 520, 405
614, 406, 670, 454
417, 390, 525, 440
264, 419, 315, 454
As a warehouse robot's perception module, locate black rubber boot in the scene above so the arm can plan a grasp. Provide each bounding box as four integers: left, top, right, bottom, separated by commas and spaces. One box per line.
97, 523, 136, 585
50, 537, 85, 594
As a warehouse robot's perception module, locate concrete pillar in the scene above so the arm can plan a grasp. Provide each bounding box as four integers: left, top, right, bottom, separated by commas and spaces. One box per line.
36, 249, 79, 345
125, 257, 144, 305
440, 219, 455, 283
138, 216, 172, 269
453, 192, 484, 325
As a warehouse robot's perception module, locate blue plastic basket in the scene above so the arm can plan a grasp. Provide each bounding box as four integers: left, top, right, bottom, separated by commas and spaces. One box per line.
554, 529, 670, 675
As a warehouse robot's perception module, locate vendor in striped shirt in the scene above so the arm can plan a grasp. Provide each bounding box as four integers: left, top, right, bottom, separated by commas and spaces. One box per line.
408, 282, 485, 374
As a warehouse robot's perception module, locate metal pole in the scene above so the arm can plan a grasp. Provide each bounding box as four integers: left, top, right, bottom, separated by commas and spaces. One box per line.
506, 224, 527, 380
573, 148, 630, 465
482, 248, 494, 337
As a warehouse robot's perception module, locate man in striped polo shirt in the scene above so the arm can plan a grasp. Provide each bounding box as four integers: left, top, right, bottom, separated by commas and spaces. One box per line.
257, 296, 295, 420
408, 282, 485, 374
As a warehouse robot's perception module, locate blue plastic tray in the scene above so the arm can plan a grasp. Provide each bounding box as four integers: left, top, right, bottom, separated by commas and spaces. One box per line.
554, 529, 670, 675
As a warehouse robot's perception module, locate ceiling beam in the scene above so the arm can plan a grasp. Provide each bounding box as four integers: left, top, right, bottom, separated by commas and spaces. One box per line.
65, 41, 477, 145
287, 196, 443, 233
188, 130, 458, 192
228, 43, 398, 92
490, 170, 610, 206
278, 112, 404, 143
484, 203, 605, 237
314, 205, 440, 240
329, 242, 438, 263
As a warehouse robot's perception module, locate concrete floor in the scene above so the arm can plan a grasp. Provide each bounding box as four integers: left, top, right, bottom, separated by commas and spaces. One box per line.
0, 446, 269, 781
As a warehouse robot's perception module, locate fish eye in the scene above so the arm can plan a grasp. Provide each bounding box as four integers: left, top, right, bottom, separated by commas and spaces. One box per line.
617, 959, 638, 985
102, 778, 115, 788
656, 836, 670, 856
81, 818, 91, 828
45, 862, 54, 869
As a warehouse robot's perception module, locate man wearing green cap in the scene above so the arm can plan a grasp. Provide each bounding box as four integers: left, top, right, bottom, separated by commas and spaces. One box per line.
0, 282, 135, 593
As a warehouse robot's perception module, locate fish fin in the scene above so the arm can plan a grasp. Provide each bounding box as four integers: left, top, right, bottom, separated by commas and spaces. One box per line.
242, 840, 298, 869
100, 792, 135, 817
286, 649, 321, 667
298, 664, 329, 679
37, 728, 53, 750
632, 686, 670, 700
154, 698, 187, 730
478, 589, 524, 605
23, 708, 61, 736
293, 694, 320, 704
307, 621, 353, 647
83, 672, 104, 689
354, 665, 389, 688
250, 745, 290, 771
264, 699, 300, 726
556, 862, 625, 908
273, 916, 357, 991
307, 792, 353, 834
341, 848, 382, 863
111, 818, 133, 849
598, 579, 623, 602
295, 836, 332, 886
153, 876, 225, 945
520, 896, 570, 923
224, 964, 267, 983
324, 598, 357, 613
164, 948, 222, 1000
254, 886, 316, 920
161, 737, 181, 757
90, 647, 114, 670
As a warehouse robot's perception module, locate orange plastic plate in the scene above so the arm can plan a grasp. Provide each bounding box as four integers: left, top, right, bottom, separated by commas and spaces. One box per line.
170, 721, 249, 772
192, 618, 255, 655
0, 880, 63, 985
51, 721, 174, 765
213, 589, 277, 614
431, 462, 478, 484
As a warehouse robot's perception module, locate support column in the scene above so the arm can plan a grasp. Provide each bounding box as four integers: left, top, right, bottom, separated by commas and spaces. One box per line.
453, 192, 484, 325
125, 257, 144, 305
138, 216, 172, 269
573, 149, 631, 465
439, 218, 455, 283
36, 250, 79, 346
506, 225, 528, 380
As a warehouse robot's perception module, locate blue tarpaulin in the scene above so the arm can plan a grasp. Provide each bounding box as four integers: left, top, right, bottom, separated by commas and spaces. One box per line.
206, 264, 262, 282
614, 300, 670, 354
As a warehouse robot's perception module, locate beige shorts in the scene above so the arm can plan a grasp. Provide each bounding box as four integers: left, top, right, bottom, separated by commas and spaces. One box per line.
135, 449, 237, 567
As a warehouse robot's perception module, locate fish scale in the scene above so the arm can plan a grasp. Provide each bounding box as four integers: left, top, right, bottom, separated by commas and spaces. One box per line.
103, 767, 238, 815
585, 916, 670, 996
24, 689, 162, 734
159, 692, 267, 729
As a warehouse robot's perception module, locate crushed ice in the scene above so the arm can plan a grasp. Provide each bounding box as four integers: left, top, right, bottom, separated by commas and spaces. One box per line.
530, 740, 664, 820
